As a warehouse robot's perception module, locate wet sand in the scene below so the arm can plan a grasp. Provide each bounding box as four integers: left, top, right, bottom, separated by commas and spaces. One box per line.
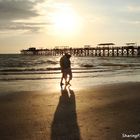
0, 82, 140, 140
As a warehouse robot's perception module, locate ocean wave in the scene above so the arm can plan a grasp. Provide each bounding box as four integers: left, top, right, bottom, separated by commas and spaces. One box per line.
100, 63, 140, 67
0, 66, 99, 72
0, 75, 99, 81
80, 64, 94, 67
0, 77, 60, 81
0, 59, 58, 68
0, 69, 114, 77
46, 60, 58, 64
0, 67, 61, 72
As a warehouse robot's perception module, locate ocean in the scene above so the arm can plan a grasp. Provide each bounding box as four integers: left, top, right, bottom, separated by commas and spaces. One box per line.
0, 54, 140, 93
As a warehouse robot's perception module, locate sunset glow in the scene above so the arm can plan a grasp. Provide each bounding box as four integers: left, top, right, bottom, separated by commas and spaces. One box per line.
0, 0, 140, 53
52, 7, 79, 35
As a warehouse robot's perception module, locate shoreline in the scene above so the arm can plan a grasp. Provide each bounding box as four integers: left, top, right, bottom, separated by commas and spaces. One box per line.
0, 82, 140, 139
1, 73, 140, 94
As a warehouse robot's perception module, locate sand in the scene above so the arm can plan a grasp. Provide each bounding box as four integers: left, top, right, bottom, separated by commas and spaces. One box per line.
0, 82, 140, 140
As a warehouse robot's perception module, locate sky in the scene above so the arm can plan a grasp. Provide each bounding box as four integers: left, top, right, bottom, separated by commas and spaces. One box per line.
0, 0, 140, 53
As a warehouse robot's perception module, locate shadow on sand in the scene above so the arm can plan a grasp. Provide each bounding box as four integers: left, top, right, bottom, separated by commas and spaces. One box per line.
51, 86, 81, 140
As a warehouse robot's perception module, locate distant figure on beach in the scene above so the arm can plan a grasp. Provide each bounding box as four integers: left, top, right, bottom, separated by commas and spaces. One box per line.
60, 53, 72, 87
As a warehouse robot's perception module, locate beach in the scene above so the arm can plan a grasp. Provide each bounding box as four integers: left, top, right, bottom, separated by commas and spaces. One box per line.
0, 82, 140, 140
0, 54, 140, 139
1, 0, 140, 139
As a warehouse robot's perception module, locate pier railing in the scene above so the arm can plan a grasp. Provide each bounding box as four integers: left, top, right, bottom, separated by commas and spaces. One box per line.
21, 46, 140, 57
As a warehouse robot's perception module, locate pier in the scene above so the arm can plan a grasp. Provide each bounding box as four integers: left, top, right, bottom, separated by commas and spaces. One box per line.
21, 43, 140, 57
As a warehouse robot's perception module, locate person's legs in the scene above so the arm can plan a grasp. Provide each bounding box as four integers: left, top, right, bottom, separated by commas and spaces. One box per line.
60, 73, 64, 86
67, 69, 72, 85
60, 70, 68, 86
60, 69, 72, 86
60, 69, 65, 86
63, 72, 67, 84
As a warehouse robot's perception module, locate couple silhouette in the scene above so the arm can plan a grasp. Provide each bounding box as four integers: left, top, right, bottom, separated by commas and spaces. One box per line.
60, 53, 72, 87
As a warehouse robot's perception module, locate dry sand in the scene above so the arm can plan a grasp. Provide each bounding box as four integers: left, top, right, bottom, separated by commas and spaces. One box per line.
0, 82, 140, 140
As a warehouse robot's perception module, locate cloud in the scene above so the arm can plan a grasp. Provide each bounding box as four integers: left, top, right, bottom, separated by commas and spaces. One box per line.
121, 20, 140, 25
0, 0, 50, 33
0, 0, 42, 20
0, 21, 50, 32
127, 5, 140, 13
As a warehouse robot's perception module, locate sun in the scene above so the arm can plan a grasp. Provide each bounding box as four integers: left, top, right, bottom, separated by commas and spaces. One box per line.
54, 13, 76, 31
52, 7, 79, 35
